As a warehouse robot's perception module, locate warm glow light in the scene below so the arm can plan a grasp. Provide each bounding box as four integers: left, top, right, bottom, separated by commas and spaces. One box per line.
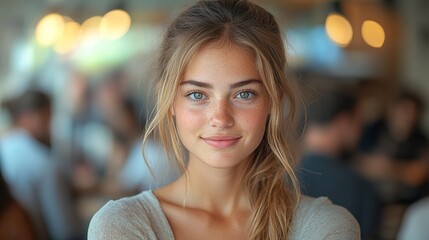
35, 13, 65, 46
54, 21, 82, 54
361, 20, 385, 48
80, 16, 103, 49
99, 9, 131, 40
81, 16, 102, 37
325, 13, 353, 47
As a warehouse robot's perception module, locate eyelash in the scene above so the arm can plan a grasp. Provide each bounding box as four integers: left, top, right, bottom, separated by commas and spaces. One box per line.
184, 89, 257, 102
235, 89, 256, 100
185, 91, 207, 102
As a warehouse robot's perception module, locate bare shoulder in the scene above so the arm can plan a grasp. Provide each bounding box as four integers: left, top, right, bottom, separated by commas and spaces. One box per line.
290, 195, 361, 240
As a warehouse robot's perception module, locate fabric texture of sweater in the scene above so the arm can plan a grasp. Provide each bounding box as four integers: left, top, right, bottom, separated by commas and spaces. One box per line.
88, 191, 360, 239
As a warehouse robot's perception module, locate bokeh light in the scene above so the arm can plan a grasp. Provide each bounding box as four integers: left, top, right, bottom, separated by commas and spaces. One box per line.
361, 20, 385, 48
35, 13, 65, 46
99, 9, 131, 40
54, 20, 82, 54
325, 13, 353, 47
81, 16, 102, 38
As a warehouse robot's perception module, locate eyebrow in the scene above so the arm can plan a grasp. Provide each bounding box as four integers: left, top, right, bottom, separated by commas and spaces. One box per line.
180, 79, 261, 89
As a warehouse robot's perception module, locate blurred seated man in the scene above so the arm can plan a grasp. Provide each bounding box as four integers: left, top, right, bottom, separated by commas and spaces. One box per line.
357, 91, 429, 204
0, 90, 82, 239
298, 88, 380, 239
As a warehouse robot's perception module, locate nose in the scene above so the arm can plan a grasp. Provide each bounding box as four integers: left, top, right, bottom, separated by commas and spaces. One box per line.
210, 99, 234, 129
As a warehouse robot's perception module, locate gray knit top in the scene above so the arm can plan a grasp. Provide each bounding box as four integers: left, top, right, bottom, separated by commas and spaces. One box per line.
88, 191, 360, 239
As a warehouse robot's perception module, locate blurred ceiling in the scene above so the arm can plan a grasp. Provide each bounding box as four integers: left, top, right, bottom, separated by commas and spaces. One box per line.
0, 0, 399, 77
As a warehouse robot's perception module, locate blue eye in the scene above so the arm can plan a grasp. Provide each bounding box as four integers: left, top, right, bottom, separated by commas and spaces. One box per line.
236, 91, 254, 99
187, 92, 206, 101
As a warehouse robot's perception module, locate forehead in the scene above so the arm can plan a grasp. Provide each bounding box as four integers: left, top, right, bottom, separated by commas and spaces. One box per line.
182, 42, 260, 84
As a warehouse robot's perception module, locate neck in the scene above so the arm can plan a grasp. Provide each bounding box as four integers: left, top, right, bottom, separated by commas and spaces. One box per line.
177, 156, 251, 216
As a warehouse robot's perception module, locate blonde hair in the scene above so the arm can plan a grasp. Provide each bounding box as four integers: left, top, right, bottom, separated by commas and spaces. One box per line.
143, 0, 300, 239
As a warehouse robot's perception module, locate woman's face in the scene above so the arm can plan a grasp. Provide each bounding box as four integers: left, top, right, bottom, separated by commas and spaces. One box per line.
172, 43, 270, 169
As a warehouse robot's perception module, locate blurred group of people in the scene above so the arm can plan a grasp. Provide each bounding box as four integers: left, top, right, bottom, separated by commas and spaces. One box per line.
0, 90, 81, 239
298, 78, 429, 240
1, 72, 429, 239
0, 69, 178, 239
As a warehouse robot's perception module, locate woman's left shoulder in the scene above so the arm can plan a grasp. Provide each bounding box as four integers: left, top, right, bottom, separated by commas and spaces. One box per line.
290, 195, 360, 240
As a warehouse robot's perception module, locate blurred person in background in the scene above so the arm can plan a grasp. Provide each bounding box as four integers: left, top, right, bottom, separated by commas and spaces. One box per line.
111, 99, 180, 193
357, 90, 429, 204
96, 96, 180, 196
0, 90, 82, 239
92, 68, 180, 195
298, 87, 381, 239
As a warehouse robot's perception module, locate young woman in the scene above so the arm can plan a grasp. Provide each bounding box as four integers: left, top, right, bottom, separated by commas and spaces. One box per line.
88, 0, 360, 239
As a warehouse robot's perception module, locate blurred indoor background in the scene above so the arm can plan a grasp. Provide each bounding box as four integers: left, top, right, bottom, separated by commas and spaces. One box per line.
0, 0, 428, 239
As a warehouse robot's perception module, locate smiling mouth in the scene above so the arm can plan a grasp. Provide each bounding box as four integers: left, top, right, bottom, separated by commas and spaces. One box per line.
201, 136, 241, 149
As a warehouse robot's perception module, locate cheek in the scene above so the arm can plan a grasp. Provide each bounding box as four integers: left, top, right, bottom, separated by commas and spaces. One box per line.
240, 112, 267, 128
238, 107, 269, 137
174, 105, 206, 135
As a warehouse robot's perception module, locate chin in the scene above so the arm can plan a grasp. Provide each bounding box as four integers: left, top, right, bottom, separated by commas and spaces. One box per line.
199, 154, 250, 169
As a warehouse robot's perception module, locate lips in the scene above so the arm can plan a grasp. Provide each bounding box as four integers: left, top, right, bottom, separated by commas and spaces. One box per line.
201, 136, 241, 149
